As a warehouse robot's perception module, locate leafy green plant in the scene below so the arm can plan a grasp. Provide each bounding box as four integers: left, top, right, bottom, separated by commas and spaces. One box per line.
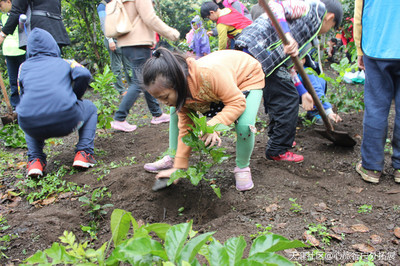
307, 223, 331, 247
23, 208, 307, 265
81, 220, 100, 241
170, 113, 231, 198
90, 65, 119, 132
289, 198, 303, 213
358, 204, 372, 214
0, 123, 26, 148
0, 215, 18, 258
250, 223, 273, 239
17, 165, 84, 203
79, 187, 113, 219
354, 254, 375, 266
318, 57, 364, 113
0, 148, 25, 179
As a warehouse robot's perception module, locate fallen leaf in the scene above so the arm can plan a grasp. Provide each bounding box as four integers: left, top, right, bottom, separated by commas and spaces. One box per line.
328, 233, 343, 241
392, 239, 399, 245
58, 192, 73, 199
394, 227, 400, 239
351, 243, 375, 253
351, 224, 370, 233
314, 202, 328, 212
7, 197, 21, 208
332, 226, 355, 234
348, 187, 364, 194
42, 197, 56, 205
354, 134, 362, 140
370, 234, 382, 245
315, 215, 327, 223
16, 161, 27, 169
303, 231, 320, 247
265, 203, 279, 213
284, 248, 299, 257
276, 223, 287, 229
32, 196, 56, 206
386, 188, 400, 194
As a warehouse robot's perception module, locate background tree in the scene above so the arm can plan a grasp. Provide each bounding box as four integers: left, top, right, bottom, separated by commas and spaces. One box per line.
61, 0, 108, 71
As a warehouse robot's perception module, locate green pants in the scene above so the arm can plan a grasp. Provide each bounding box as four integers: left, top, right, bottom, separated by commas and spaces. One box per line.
168, 89, 262, 169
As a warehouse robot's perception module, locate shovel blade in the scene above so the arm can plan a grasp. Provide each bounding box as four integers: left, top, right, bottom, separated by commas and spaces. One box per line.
1, 113, 18, 126
315, 128, 357, 147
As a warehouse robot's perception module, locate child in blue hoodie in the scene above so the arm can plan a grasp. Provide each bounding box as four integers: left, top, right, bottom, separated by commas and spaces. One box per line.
17, 28, 98, 178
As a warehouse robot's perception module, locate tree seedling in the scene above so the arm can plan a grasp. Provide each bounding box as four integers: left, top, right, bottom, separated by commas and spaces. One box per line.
79, 187, 113, 219
358, 204, 372, 214
289, 198, 303, 213
169, 112, 231, 198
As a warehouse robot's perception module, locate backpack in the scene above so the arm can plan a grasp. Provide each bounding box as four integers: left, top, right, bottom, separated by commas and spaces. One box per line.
105, 0, 131, 38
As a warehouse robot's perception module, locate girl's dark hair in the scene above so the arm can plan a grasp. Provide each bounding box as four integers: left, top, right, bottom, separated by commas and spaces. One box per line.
142, 47, 189, 111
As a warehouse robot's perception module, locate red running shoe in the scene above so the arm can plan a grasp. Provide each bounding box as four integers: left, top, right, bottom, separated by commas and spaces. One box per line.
73, 151, 97, 168
267, 151, 304, 163
26, 158, 45, 177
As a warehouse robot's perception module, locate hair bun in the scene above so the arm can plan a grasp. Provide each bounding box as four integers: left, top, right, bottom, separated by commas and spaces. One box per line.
152, 50, 161, 58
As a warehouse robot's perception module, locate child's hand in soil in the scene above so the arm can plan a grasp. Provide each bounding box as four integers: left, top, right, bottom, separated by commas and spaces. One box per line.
329, 113, 342, 123
156, 168, 179, 180
201, 132, 221, 147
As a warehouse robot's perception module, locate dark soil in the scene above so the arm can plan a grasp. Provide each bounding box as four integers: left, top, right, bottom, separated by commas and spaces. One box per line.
0, 69, 399, 265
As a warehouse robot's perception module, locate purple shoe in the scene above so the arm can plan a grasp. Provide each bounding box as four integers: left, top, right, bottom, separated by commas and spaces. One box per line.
234, 166, 254, 191
144, 155, 174, 173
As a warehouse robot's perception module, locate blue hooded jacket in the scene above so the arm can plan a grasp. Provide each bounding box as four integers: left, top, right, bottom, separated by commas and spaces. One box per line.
16, 28, 91, 130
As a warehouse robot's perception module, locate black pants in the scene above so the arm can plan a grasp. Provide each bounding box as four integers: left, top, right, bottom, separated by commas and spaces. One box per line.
263, 67, 299, 157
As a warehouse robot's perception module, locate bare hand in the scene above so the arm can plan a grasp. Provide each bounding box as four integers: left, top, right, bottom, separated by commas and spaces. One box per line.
301, 92, 314, 111
207, 31, 213, 37
156, 168, 178, 179
201, 132, 221, 147
109, 40, 117, 52
284, 33, 299, 57
357, 55, 365, 70
328, 113, 343, 123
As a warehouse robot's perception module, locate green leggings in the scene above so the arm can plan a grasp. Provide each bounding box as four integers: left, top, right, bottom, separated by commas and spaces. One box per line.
168, 89, 262, 169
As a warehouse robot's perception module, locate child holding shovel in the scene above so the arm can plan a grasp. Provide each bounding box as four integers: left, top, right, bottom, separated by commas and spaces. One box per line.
143, 47, 265, 191
235, 0, 343, 162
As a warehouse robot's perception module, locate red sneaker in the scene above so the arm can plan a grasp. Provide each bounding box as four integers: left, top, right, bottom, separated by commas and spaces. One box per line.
267, 151, 304, 163
26, 158, 45, 177
73, 151, 97, 168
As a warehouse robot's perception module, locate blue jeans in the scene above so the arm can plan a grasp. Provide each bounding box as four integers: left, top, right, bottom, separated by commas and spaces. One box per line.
6, 54, 26, 108
104, 39, 132, 94
25, 100, 97, 164
114, 46, 162, 121
361, 55, 400, 171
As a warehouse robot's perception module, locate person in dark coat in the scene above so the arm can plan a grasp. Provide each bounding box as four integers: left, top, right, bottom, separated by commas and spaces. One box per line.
17, 28, 97, 178
0, 0, 70, 49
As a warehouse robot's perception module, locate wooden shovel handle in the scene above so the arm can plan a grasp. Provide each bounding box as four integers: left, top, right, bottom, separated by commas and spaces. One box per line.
259, 0, 334, 132
0, 72, 13, 114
